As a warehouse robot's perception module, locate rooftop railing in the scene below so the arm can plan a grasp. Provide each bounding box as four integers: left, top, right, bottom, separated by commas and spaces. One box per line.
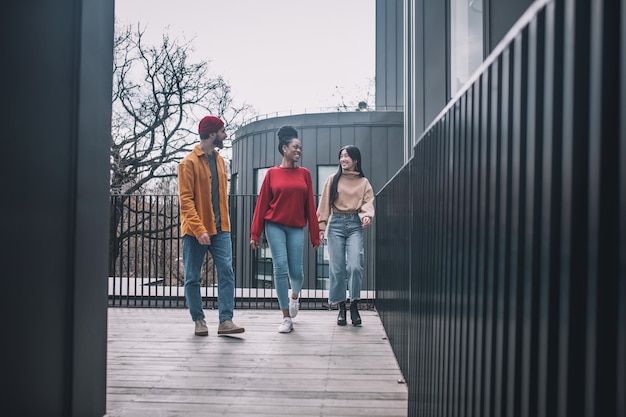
239, 104, 404, 128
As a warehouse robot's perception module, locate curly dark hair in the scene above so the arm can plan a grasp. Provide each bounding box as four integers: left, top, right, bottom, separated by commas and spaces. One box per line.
277, 125, 299, 155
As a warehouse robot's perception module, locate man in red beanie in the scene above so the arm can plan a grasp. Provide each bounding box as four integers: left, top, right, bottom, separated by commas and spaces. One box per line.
178, 115, 244, 336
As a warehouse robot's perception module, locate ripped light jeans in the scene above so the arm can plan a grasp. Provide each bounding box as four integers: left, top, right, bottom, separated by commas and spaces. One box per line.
326, 213, 364, 304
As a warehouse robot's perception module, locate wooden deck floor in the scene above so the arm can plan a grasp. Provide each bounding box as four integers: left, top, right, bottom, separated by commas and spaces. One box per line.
106, 307, 408, 417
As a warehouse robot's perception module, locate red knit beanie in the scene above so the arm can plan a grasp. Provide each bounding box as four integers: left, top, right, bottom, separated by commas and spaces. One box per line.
198, 116, 224, 135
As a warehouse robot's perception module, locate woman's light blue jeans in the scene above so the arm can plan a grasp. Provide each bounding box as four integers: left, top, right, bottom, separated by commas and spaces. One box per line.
327, 213, 364, 304
264, 221, 304, 310
183, 233, 235, 323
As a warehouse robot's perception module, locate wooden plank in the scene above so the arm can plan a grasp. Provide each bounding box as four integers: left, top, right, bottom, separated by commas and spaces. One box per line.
106, 308, 408, 417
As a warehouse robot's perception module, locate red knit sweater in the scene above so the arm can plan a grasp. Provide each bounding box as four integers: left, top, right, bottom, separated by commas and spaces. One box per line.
250, 166, 321, 246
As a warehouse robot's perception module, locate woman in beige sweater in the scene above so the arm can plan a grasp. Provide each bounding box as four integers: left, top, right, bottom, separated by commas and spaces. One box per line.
317, 145, 375, 326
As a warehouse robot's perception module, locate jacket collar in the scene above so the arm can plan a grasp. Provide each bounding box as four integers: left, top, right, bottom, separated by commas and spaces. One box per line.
193, 144, 218, 158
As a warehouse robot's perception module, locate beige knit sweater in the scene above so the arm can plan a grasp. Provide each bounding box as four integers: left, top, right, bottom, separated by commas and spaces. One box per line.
317, 170, 375, 232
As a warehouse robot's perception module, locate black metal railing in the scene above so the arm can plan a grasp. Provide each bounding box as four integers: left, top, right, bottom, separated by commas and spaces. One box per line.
375, 0, 624, 416
108, 194, 376, 309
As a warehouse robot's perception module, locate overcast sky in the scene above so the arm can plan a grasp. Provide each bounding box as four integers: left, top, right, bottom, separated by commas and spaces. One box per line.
114, 0, 375, 117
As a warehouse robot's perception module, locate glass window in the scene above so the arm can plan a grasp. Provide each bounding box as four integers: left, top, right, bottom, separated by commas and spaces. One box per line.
254, 168, 269, 194
450, 0, 484, 94
252, 167, 272, 287
230, 173, 238, 195
254, 239, 273, 288
317, 165, 337, 196
315, 165, 337, 289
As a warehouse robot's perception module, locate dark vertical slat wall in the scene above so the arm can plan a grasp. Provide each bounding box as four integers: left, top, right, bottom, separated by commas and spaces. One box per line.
375, 0, 624, 416
375, 0, 403, 110
376, 163, 412, 379
615, 0, 626, 415
5, 0, 113, 414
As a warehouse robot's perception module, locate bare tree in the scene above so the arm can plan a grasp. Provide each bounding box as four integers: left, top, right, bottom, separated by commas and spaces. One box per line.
111, 23, 251, 195
109, 23, 252, 277
332, 78, 376, 112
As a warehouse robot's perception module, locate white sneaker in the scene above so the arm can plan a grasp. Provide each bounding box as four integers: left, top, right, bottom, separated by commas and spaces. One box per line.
289, 297, 300, 318
278, 317, 293, 333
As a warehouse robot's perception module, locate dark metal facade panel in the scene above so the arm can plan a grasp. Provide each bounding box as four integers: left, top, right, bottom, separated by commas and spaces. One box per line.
620, 2, 626, 416
375, 0, 404, 109
376, 0, 624, 416
5, 1, 113, 415
313, 126, 333, 164
376, 163, 412, 380
487, 0, 535, 52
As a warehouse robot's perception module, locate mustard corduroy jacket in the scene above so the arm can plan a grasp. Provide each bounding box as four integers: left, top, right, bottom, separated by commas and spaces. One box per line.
178, 145, 230, 237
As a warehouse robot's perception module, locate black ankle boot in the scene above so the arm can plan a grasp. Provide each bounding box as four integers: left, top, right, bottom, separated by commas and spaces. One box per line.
350, 300, 362, 326
337, 301, 347, 326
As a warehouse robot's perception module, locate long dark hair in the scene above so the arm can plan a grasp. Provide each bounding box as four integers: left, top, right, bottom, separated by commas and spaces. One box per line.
329, 145, 366, 205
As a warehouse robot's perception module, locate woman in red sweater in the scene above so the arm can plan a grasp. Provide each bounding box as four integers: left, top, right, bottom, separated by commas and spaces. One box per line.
250, 126, 321, 333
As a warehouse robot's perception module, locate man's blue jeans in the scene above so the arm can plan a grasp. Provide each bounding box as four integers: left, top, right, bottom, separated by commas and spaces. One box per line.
264, 221, 304, 310
183, 233, 235, 323
327, 213, 364, 304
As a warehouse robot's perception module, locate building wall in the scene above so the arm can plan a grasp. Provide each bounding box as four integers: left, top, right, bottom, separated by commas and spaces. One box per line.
399, 0, 536, 160
375, 0, 404, 111
3, 0, 113, 416
377, 0, 625, 416
232, 111, 404, 194
487, 0, 535, 51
